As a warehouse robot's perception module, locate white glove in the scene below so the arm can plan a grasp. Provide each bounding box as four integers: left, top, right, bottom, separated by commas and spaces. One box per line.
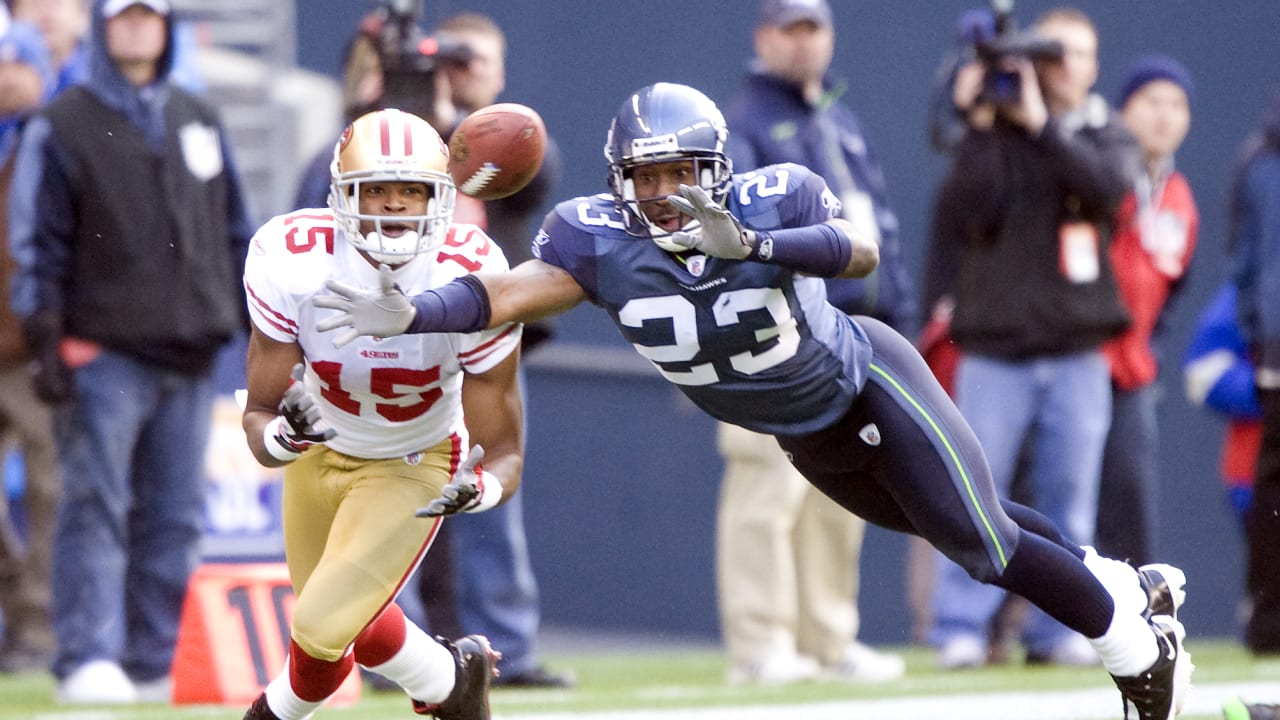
264, 363, 335, 462
665, 184, 753, 259
416, 445, 503, 517
314, 264, 415, 348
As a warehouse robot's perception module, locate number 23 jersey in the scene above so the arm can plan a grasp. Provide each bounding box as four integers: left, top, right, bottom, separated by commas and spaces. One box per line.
533, 163, 871, 436
244, 209, 522, 459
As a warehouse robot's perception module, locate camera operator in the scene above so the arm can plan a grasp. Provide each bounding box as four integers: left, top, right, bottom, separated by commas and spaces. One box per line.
927, 6, 1140, 670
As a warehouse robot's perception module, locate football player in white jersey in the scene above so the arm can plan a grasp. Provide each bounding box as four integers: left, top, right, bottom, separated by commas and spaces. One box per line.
239, 108, 520, 720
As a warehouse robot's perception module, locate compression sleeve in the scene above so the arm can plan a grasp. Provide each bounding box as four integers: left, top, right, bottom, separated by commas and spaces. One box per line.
748, 222, 853, 277
405, 274, 492, 334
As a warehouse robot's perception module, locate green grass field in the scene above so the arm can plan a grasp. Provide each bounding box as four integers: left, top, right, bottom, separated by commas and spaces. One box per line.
0, 639, 1274, 719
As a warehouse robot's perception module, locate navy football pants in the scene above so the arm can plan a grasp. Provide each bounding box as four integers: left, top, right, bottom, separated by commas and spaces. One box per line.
777, 317, 1113, 639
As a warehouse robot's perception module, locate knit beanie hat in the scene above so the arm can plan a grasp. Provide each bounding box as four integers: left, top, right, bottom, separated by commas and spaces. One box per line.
1116, 54, 1194, 108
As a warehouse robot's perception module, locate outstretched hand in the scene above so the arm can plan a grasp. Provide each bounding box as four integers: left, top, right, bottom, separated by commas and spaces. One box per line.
665, 184, 753, 259
417, 445, 500, 517
315, 264, 416, 348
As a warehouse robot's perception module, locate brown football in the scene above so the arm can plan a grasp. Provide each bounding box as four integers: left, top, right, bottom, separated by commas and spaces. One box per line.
448, 103, 547, 201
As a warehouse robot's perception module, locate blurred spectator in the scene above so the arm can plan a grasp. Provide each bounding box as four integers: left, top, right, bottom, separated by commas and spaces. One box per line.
1227, 85, 1280, 655
713, 0, 908, 685
426, 11, 569, 689
12, 0, 203, 97
0, 19, 59, 675
1184, 281, 1262, 533
927, 7, 1137, 669
8, 0, 251, 703
10, 0, 88, 96
1095, 55, 1198, 566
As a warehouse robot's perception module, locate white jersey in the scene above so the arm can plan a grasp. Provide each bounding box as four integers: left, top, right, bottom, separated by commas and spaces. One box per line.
244, 208, 522, 459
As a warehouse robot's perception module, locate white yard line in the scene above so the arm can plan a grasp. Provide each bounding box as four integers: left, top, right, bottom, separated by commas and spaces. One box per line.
29, 681, 1280, 720
497, 681, 1280, 720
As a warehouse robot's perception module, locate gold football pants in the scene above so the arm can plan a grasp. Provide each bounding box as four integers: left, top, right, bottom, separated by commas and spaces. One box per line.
282, 437, 456, 661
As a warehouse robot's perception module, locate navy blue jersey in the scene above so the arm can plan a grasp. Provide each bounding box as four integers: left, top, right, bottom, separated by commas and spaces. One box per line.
532, 163, 872, 435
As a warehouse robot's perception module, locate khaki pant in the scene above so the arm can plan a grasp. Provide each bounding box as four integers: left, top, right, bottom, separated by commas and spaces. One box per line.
0, 363, 61, 655
715, 422, 865, 667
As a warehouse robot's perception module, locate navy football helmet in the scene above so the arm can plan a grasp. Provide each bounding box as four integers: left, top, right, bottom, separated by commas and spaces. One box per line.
605, 83, 733, 250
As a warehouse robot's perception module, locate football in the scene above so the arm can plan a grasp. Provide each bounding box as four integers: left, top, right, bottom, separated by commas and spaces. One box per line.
448, 103, 547, 201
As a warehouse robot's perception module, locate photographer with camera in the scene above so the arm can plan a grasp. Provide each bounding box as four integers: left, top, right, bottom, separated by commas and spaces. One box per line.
926, 6, 1140, 670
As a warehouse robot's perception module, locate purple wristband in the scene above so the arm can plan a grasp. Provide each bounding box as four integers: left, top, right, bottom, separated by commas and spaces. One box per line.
406, 274, 492, 334
747, 222, 852, 277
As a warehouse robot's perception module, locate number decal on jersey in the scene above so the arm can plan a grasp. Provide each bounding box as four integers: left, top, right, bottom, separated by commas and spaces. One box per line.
618, 287, 800, 386
437, 227, 492, 273
369, 366, 444, 422
619, 296, 717, 385
310, 361, 444, 421
283, 213, 336, 254
715, 288, 801, 376
736, 169, 790, 207
576, 202, 627, 231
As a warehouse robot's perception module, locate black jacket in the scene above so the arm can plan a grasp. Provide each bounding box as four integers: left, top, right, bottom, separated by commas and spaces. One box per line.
9, 1, 251, 373
935, 98, 1136, 359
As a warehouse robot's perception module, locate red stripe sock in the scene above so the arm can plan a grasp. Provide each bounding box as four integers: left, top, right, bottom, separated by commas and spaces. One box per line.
354, 603, 409, 667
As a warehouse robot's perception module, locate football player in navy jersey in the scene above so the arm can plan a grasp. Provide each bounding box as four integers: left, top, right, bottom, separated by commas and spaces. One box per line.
315, 82, 1192, 719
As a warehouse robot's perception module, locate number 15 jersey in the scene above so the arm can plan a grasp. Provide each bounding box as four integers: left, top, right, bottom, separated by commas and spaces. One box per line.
244, 209, 522, 459
532, 163, 871, 436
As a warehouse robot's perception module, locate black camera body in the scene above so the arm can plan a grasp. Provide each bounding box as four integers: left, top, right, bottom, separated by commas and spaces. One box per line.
376, 0, 472, 126
975, 0, 1063, 105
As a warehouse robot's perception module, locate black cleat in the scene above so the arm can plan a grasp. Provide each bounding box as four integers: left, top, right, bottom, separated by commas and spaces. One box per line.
412, 635, 501, 720
1137, 563, 1186, 621
1110, 618, 1193, 720
243, 693, 281, 720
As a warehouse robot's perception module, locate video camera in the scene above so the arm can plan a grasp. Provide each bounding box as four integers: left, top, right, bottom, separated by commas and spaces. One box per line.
975, 0, 1063, 104
374, 0, 472, 127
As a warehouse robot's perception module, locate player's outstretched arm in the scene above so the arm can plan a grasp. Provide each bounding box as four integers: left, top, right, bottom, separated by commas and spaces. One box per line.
485, 258, 588, 326
315, 259, 586, 347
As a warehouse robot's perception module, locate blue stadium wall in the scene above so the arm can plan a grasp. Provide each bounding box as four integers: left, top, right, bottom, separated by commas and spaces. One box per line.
295, 1, 1280, 644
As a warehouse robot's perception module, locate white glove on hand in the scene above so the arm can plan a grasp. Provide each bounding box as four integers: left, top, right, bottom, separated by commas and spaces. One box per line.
314, 264, 415, 348
416, 445, 503, 517
665, 184, 753, 259
266, 363, 335, 461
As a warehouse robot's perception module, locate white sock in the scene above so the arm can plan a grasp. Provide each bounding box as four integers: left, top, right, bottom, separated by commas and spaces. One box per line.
362, 621, 456, 703
1082, 546, 1159, 677
263, 670, 320, 720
